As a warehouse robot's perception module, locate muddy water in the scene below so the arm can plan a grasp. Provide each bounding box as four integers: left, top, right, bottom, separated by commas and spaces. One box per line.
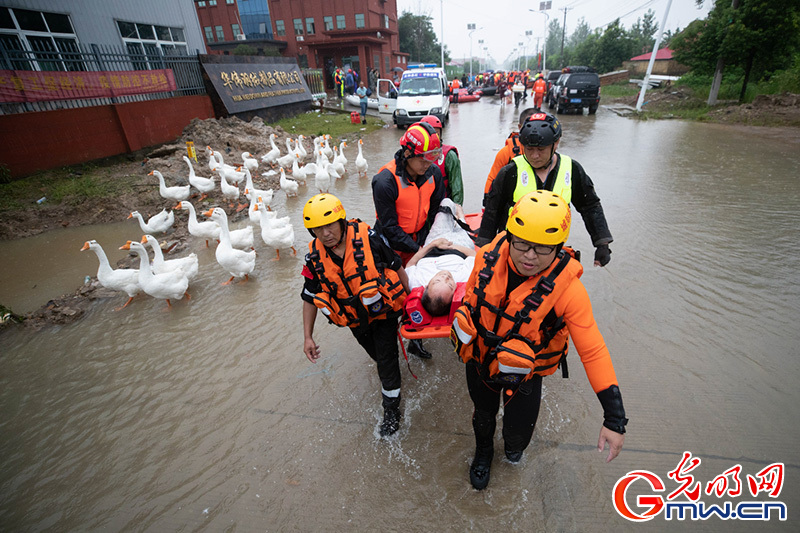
2, 103, 800, 531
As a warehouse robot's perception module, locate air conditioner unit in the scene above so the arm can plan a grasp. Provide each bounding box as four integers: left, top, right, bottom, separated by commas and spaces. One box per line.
236, 34, 246, 41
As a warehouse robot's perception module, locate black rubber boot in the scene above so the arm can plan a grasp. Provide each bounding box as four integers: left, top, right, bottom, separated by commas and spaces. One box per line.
379, 407, 401, 437
469, 446, 494, 490
505, 448, 523, 463
379, 395, 401, 437
407, 338, 432, 359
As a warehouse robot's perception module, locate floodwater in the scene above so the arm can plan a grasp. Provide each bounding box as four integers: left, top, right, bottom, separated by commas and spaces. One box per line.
2, 99, 799, 531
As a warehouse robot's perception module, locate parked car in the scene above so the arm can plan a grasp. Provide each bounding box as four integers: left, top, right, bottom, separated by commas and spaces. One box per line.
548, 67, 601, 115
545, 71, 561, 95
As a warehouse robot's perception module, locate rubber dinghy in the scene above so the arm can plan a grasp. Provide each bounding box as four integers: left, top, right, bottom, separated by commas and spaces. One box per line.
344, 94, 379, 109
449, 93, 481, 103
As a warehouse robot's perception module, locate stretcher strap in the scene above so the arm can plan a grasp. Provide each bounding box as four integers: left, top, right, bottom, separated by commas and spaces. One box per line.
397, 328, 418, 380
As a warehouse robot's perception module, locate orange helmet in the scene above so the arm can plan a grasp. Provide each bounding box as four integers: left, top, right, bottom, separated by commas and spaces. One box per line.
400, 122, 442, 162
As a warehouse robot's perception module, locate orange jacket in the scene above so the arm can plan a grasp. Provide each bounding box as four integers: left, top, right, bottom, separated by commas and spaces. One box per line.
307, 219, 406, 328
457, 233, 619, 391
533, 78, 546, 94
451, 78, 461, 89
378, 159, 436, 237
484, 133, 521, 195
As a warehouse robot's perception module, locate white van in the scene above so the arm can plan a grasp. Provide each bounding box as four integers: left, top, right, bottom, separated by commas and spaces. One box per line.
378, 64, 450, 129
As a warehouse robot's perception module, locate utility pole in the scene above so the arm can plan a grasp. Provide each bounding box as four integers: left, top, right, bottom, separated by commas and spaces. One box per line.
708, 0, 741, 105
636, 0, 673, 111
440, 0, 444, 68
559, 7, 571, 67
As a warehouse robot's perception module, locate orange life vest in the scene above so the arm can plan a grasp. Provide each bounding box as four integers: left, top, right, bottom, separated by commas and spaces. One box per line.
307, 219, 406, 328
377, 159, 436, 237
456, 232, 583, 385
533, 78, 546, 94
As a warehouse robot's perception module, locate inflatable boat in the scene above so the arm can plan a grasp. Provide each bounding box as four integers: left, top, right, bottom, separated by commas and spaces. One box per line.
344, 94, 379, 109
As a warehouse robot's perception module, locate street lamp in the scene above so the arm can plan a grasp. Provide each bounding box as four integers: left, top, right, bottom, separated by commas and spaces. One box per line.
478, 39, 484, 72
524, 30, 532, 70
467, 23, 481, 80
529, 6, 550, 72
518, 41, 524, 71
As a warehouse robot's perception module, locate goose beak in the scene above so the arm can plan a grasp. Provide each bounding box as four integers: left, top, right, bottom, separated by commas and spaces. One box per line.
254, 204, 259, 211
174, 201, 182, 209
140, 235, 148, 244
245, 188, 249, 194
127, 213, 134, 219
80, 242, 90, 251
119, 241, 132, 250
148, 171, 154, 176
202, 209, 214, 217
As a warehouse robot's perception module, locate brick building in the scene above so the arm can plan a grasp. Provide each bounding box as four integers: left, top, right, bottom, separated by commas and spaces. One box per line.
267, 0, 408, 90
195, 0, 286, 56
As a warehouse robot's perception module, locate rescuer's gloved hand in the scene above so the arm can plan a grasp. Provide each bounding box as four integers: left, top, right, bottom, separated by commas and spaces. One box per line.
597, 385, 628, 434
594, 244, 612, 267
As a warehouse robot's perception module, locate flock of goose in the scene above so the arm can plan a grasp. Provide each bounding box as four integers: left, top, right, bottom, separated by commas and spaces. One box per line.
81, 133, 370, 309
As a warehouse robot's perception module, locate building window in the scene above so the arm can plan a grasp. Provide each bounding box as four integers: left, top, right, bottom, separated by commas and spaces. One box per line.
293, 18, 303, 35
204, 26, 214, 42
323, 16, 333, 31
275, 20, 285, 36
355, 14, 365, 29
336, 15, 345, 30
226, 0, 234, 3
298, 54, 308, 68
385, 55, 390, 74
197, 1, 206, 6
209, 0, 217, 6
384, 15, 389, 29
231, 23, 241, 38
215, 25, 224, 41
305, 17, 315, 35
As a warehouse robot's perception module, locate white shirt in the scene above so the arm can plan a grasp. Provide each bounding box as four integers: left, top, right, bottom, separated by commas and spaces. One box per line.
406, 253, 475, 289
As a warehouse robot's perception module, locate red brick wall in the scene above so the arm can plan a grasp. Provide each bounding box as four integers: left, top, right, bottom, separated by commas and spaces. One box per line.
0, 95, 215, 179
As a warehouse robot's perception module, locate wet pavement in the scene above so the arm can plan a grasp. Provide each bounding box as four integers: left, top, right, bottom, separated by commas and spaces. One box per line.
1, 99, 799, 531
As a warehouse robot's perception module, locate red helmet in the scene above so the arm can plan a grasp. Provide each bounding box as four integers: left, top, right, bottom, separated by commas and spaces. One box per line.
400, 122, 442, 162
419, 115, 443, 130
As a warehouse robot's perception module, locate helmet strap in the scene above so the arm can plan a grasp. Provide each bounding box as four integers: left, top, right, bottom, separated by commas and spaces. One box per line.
525, 144, 556, 171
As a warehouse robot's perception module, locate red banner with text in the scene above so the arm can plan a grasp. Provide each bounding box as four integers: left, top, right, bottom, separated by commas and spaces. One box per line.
0, 69, 177, 103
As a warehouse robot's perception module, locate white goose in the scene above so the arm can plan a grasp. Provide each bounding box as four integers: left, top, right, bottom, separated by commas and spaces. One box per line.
243, 167, 272, 204
150, 170, 190, 202
81, 240, 140, 310
314, 150, 331, 193
322, 135, 334, 160
280, 168, 299, 198
121, 241, 189, 307
204, 207, 256, 284
295, 135, 308, 160
261, 133, 280, 165
276, 138, 296, 169
241, 152, 259, 173
331, 146, 346, 177
256, 206, 296, 260
218, 167, 240, 208
141, 234, 199, 281
128, 210, 174, 234
326, 153, 342, 180
355, 138, 369, 178
184, 156, 215, 200
206, 206, 254, 250
337, 140, 348, 166
175, 200, 220, 247
291, 154, 306, 184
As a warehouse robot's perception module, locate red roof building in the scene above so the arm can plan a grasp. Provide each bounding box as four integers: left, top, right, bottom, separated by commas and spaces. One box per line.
630, 48, 674, 62
624, 47, 688, 77
267, 0, 408, 90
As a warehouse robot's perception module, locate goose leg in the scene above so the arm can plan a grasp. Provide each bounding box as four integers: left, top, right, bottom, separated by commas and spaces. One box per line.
115, 296, 135, 311
184, 292, 191, 300
291, 246, 297, 256
222, 276, 235, 286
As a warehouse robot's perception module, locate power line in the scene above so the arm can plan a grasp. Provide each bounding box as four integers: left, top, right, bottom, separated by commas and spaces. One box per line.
598, 0, 659, 29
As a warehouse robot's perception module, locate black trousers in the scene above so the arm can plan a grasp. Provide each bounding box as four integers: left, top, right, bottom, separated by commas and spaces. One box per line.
465, 361, 543, 453
353, 317, 401, 408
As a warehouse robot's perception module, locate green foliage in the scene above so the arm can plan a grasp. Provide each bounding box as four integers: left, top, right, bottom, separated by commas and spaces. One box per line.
232, 44, 258, 56
760, 53, 800, 93
398, 11, 449, 65
0, 164, 11, 184
601, 82, 641, 98
268, 110, 385, 140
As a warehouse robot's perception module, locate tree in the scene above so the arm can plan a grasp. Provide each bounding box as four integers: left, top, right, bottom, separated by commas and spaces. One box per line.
568, 18, 592, 49
674, 0, 800, 102
398, 11, 450, 65
627, 10, 658, 56
232, 44, 257, 56
593, 19, 633, 73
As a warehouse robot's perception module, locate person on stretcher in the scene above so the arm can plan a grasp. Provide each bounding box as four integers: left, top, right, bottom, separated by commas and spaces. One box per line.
405, 199, 477, 317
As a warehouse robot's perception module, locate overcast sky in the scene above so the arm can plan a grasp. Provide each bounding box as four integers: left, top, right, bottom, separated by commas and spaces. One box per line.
395, 0, 712, 65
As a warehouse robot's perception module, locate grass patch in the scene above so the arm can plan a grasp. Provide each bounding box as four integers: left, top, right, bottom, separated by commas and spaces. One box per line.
268, 109, 385, 140
602, 82, 641, 98
0, 162, 135, 211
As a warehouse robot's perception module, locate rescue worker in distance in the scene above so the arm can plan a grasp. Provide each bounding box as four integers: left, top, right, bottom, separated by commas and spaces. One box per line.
483, 107, 538, 205
479, 112, 614, 267
419, 115, 465, 209
452, 191, 628, 490
300, 194, 410, 437
372, 121, 446, 360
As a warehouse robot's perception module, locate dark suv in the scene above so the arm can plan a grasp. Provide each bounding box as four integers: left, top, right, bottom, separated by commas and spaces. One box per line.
548, 68, 601, 115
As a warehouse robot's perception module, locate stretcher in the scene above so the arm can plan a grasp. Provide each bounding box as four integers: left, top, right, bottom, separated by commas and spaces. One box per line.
399, 212, 481, 340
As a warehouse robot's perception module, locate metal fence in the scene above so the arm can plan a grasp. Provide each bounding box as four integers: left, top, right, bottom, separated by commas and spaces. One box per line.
301, 68, 325, 101
0, 40, 206, 115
